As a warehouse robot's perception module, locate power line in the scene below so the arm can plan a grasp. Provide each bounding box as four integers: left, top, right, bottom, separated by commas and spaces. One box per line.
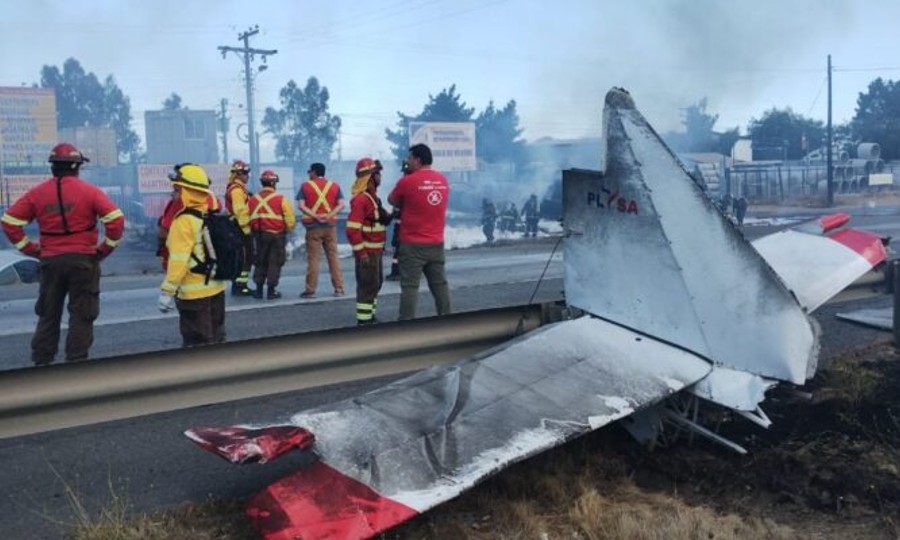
217, 25, 277, 180
805, 75, 828, 117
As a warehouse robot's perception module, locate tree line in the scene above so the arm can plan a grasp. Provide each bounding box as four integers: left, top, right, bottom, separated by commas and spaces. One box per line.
30, 57, 900, 166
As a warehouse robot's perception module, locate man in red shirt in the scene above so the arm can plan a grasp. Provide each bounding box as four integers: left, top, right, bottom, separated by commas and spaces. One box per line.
387, 143, 451, 320
1, 143, 125, 365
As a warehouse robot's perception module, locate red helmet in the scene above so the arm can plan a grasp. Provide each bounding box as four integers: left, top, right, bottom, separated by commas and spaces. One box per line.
355, 157, 381, 176
48, 143, 89, 164
230, 160, 250, 174
260, 170, 279, 183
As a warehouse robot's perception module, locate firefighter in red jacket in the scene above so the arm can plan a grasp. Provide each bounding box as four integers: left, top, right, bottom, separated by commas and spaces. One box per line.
1, 143, 125, 365
225, 159, 254, 296
347, 157, 390, 324
249, 170, 296, 300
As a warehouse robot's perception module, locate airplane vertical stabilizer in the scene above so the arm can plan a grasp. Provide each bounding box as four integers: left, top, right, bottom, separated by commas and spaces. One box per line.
563, 88, 818, 384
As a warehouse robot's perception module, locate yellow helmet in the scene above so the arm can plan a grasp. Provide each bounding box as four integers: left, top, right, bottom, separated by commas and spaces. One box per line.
169, 164, 211, 193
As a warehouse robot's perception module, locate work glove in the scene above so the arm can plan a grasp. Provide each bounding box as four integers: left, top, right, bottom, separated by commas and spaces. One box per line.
157, 293, 176, 313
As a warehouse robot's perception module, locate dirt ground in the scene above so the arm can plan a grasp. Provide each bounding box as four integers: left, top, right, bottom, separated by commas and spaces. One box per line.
391, 338, 900, 540
628, 339, 900, 539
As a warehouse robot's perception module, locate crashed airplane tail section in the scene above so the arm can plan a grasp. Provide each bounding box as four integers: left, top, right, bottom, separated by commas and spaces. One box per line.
564, 88, 819, 385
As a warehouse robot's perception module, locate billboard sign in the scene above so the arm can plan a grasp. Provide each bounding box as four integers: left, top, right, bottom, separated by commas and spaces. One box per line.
0, 87, 58, 164
408, 122, 476, 172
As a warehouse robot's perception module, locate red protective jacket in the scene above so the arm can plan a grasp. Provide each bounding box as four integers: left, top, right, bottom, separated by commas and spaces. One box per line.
346, 189, 388, 257
299, 178, 341, 225
1, 175, 124, 258
249, 187, 296, 234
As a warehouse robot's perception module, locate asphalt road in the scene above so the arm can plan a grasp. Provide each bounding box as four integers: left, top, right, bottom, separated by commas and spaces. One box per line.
0, 208, 898, 539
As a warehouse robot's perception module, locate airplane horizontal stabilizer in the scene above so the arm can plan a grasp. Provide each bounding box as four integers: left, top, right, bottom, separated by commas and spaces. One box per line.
752, 223, 887, 312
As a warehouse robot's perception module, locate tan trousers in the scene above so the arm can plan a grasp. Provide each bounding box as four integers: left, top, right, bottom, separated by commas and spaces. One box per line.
304, 226, 344, 293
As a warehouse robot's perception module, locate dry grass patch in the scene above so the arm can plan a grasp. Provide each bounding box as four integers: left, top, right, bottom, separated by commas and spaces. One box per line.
71, 499, 254, 540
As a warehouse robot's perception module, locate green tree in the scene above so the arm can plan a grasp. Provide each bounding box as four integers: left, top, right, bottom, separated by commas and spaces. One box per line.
476, 99, 526, 165
162, 93, 184, 110
385, 84, 475, 164
665, 98, 740, 155
852, 77, 900, 160
262, 77, 341, 165
39, 58, 141, 162
747, 108, 825, 160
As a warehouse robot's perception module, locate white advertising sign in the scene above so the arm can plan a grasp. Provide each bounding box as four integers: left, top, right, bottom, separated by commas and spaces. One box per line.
409, 122, 476, 172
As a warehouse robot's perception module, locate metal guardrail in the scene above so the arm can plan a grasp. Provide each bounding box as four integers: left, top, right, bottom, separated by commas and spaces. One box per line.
0, 304, 545, 440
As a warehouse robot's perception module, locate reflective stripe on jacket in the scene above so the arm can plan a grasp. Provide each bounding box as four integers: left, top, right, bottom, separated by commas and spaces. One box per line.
249, 188, 296, 234
300, 179, 339, 225
346, 191, 387, 256
1, 175, 125, 258
160, 211, 226, 300
226, 180, 250, 234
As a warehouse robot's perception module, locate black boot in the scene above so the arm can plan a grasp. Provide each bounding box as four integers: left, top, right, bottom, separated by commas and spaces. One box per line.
267, 287, 282, 300
385, 263, 400, 281
252, 286, 263, 299
232, 282, 253, 297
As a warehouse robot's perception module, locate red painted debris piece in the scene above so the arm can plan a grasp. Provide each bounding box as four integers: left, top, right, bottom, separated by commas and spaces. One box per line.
247, 461, 418, 540
828, 228, 888, 266
185, 425, 315, 464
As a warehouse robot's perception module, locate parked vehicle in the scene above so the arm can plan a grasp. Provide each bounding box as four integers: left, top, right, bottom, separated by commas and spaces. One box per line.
0, 250, 39, 285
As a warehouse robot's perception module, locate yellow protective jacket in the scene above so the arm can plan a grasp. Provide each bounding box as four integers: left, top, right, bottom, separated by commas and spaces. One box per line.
160, 193, 226, 300
226, 177, 251, 234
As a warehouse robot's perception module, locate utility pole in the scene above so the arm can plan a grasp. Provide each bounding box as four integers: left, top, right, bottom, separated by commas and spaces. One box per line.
217, 26, 277, 182
218, 98, 229, 163
826, 54, 834, 207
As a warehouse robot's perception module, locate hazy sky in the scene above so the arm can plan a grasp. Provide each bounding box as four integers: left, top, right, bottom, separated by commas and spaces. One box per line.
4, 0, 900, 162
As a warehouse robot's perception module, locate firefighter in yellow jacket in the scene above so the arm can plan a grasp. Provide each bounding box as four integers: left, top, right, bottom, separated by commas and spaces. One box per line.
158, 164, 227, 347
226, 160, 254, 296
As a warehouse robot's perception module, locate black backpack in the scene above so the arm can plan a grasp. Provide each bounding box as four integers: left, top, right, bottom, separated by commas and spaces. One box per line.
182, 208, 245, 282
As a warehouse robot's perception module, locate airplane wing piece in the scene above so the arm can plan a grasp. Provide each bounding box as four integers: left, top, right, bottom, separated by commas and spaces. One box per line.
752, 224, 887, 312
189, 317, 710, 540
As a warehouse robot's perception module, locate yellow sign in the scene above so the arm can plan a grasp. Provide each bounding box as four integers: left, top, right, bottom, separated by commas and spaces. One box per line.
0, 87, 58, 163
